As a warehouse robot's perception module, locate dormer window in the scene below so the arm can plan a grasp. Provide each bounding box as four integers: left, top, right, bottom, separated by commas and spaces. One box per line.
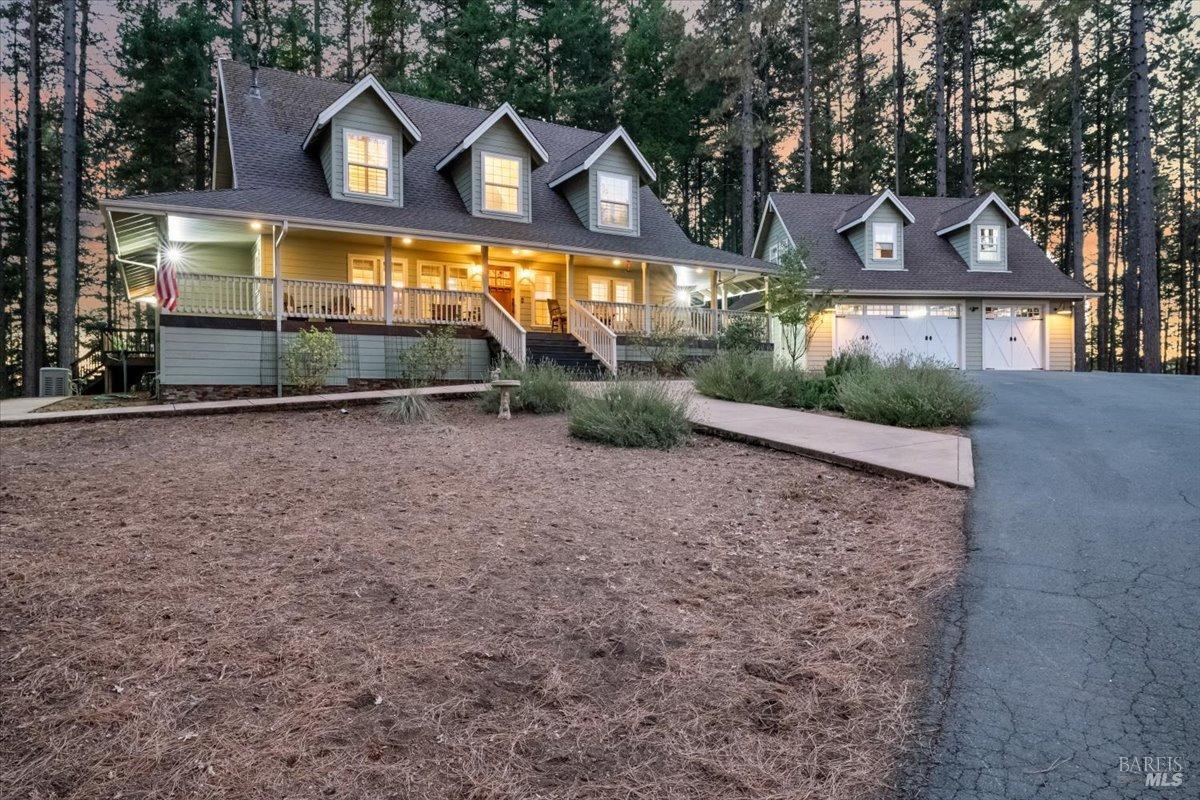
978, 224, 1001, 261
598, 172, 633, 229
873, 222, 897, 260
345, 130, 391, 198
482, 152, 522, 215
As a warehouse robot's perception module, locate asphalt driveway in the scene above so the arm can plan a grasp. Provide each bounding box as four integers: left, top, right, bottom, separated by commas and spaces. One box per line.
904, 372, 1199, 799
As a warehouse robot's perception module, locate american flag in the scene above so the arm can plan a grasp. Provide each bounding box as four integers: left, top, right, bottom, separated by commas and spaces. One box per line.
156, 262, 179, 311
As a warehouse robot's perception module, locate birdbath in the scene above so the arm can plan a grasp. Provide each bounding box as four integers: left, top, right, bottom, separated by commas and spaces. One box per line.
491, 379, 521, 420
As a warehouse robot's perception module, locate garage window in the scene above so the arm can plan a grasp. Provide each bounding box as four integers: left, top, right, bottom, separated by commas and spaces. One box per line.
865, 304, 894, 316
835, 303, 863, 316
929, 305, 959, 318
872, 223, 897, 260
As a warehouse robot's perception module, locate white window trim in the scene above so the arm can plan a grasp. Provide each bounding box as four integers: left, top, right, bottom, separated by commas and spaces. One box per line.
480, 150, 524, 216
342, 128, 393, 200
596, 170, 634, 231
872, 222, 898, 261
977, 224, 1002, 262
346, 253, 384, 285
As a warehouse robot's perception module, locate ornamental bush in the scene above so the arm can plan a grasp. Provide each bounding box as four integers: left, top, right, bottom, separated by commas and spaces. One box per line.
836, 356, 982, 428
478, 361, 576, 415
568, 381, 691, 449
283, 326, 342, 394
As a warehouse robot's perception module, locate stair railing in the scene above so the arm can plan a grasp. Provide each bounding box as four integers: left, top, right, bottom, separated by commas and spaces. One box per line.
483, 293, 526, 366
567, 299, 617, 374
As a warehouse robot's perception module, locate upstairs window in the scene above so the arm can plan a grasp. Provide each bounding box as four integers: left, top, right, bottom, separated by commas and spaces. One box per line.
482, 152, 522, 215
872, 222, 897, 260
977, 224, 1001, 262
598, 172, 633, 229
345, 130, 391, 197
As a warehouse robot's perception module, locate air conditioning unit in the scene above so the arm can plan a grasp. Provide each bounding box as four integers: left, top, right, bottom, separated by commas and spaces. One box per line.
39, 367, 72, 397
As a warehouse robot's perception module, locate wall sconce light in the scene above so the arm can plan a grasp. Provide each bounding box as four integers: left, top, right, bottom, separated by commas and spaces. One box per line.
468, 264, 483, 277
164, 245, 184, 265
612, 258, 622, 266
675, 289, 691, 305
518, 268, 535, 283
969, 306, 979, 313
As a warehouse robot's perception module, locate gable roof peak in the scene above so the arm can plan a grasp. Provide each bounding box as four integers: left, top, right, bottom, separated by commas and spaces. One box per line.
434, 102, 550, 171
935, 191, 1021, 235
834, 188, 916, 233
301, 73, 421, 150
547, 126, 657, 188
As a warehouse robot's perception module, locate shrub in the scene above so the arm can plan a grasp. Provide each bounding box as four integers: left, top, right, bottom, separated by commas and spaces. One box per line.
379, 393, 436, 424
689, 350, 785, 406
836, 357, 982, 428
569, 381, 691, 449
780, 371, 842, 410
478, 361, 576, 414
716, 315, 766, 353
824, 344, 875, 378
627, 317, 688, 376
283, 326, 342, 394
399, 326, 462, 386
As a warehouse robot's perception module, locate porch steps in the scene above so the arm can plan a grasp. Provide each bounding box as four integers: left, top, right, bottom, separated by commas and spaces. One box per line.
524, 332, 607, 376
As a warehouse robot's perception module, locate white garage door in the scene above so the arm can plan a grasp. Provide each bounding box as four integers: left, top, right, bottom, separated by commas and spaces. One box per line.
834, 303, 961, 367
983, 305, 1043, 370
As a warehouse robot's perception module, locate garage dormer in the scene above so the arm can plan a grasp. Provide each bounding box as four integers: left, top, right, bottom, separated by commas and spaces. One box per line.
547, 127, 657, 237
835, 189, 915, 270
435, 103, 549, 224
302, 74, 421, 207
936, 192, 1021, 272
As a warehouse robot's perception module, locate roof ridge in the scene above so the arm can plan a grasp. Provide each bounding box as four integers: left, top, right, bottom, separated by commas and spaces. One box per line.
220, 58, 608, 140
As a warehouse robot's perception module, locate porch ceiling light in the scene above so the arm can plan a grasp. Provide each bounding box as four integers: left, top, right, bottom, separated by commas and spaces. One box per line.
164, 245, 184, 264
612, 258, 622, 266
402, 237, 413, 245
249, 220, 263, 231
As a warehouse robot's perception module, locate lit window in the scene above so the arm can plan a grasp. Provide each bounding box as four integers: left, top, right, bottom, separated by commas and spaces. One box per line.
767, 244, 781, 263
533, 271, 555, 326
482, 152, 522, 214
872, 222, 897, 260
420, 263, 445, 290
978, 224, 1000, 261
345, 131, 391, 197
598, 172, 633, 229
348, 255, 382, 285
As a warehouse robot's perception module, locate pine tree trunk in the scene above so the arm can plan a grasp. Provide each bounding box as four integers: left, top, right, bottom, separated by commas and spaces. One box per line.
850, 0, 869, 193
1121, 89, 1140, 371
343, 1, 354, 80
960, 2, 974, 197
231, 0, 243, 61
892, 0, 905, 194
22, 0, 42, 396
739, 0, 755, 255
312, 0, 322, 76
57, 0, 79, 369
1128, 0, 1159, 371
1068, 19, 1086, 371
933, 0, 946, 196
801, 0, 812, 193
1097, 75, 1113, 371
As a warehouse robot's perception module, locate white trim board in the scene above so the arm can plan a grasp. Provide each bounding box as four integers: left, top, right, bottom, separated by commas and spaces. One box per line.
435, 102, 549, 171
547, 126, 657, 188
302, 74, 421, 150
834, 189, 916, 234
935, 192, 1021, 236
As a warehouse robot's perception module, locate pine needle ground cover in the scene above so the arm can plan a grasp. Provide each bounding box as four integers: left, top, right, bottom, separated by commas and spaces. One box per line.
1, 404, 963, 799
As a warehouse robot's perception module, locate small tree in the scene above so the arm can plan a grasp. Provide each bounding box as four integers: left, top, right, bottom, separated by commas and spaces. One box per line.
627, 316, 689, 376
398, 326, 463, 386
283, 326, 342, 394
716, 315, 765, 353
769, 241, 838, 368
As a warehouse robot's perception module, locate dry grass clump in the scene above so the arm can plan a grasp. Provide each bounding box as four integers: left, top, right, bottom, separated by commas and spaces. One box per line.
1, 404, 963, 799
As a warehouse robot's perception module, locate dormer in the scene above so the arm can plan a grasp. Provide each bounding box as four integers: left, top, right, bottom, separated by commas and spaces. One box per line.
548, 127, 657, 237
936, 192, 1021, 272
302, 74, 421, 207
835, 189, 915, 270
435, 103, 548, 224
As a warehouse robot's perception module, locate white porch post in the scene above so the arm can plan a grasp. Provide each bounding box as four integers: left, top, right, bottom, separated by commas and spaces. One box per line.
383, 237, 394, 325
565, 253, 574, 299
764, 275, 771, 313
641, 261, 650, 333
709, 269, 718, 309
272, 221, 288, 397
480, 245, 490, 294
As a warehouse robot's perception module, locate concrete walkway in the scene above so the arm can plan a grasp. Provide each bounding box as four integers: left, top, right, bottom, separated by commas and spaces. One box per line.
688, 395, 974, 488
0, 384, 490, 427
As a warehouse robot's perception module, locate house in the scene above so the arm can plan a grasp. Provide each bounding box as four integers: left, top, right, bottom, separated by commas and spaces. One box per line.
750, 189, 1095, 371
102, 62, 773, 400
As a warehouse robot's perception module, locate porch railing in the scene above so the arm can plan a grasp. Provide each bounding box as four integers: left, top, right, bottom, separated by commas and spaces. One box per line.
172, 273, 275, 318
393, 287, 484, 326
577, 300, 769, 341
568, 299, 617, 373
483, 294, 526, 365
284, 278, 386, 322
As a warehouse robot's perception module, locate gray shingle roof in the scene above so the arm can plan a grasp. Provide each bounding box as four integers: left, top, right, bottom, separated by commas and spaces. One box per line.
107, 61, 769, 273
768, 192, 1093, 296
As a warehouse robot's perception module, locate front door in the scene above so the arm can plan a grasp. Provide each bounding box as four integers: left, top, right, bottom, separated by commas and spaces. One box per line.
488, 265, 515, 315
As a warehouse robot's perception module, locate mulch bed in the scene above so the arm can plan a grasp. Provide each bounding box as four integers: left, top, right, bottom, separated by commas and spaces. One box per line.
0, 400, 964, 799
